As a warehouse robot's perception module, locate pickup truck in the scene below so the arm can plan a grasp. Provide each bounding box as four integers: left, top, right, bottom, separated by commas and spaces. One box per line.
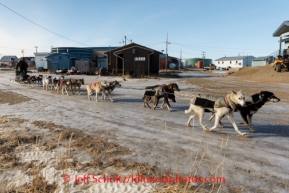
203, 64, 216, 71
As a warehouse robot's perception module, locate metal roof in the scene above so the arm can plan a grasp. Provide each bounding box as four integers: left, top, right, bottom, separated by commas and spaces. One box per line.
215, 56, 253, 61
0, 55, 19, 62
273, 21, 289, 37
105, 42, 163, 54
51, 47, 119, 51
45, 52, 92, 61
34, 52, 50, 56
46, 52, 80, 58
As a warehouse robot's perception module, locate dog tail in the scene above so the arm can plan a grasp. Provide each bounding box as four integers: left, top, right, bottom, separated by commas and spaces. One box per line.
184, 105, 192, 114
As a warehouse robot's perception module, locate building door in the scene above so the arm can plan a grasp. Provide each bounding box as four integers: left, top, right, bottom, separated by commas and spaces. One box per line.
135, 62, 145, 77
117, 54, 123, 74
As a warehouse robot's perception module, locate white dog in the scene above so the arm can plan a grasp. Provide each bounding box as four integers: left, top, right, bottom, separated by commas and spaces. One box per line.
184, 90, 246, 135
42, 76, 53, 90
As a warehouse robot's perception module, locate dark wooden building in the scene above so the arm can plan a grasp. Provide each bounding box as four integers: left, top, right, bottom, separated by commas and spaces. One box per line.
105, 43, 162, 77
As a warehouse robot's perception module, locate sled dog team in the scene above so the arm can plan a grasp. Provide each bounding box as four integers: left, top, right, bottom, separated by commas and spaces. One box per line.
87, 80, 280, 136
27, 75, 281, 136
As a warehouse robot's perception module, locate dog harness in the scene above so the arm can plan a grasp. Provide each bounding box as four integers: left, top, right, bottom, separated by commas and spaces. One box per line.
191, 94, 236, 110
159, 84, 166, 92
224, 95, 234, 109
89, 82, 97, 87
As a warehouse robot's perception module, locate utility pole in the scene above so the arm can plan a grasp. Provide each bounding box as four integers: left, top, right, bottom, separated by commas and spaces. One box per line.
124, 36, 126, 45
202, 51, 205, 68
165, 33, 169, 73
34, 46, 38, 53
21, 49, 25, 57
179, 49, 182, 69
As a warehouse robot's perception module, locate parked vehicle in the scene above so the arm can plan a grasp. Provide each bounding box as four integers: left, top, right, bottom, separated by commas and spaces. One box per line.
274, 55, 289, 72
217, 66, 231, 71
203, 63, 216, 71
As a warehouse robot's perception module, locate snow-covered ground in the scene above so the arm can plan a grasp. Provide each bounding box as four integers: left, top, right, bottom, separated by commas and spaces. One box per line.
0, 70, 288, 193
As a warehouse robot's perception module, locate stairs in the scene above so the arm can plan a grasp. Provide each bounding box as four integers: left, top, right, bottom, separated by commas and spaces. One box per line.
266, 49, 287, 64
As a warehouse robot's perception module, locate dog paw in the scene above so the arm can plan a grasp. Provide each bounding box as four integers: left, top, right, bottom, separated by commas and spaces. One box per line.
250, 130, 256, 133
221, 125, 226, 128
187, 124, 192, 127
111, 100, 114, 102
240, 132, 246, 135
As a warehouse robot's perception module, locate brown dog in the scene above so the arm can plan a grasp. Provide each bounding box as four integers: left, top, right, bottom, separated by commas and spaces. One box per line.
86, 80, 109, 102
145, 83, 180, 110
55, 79, 71, 96
70, 78, 84, 95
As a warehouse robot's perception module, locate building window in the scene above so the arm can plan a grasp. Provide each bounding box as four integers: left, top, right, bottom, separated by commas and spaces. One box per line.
218, 61, 220, 64
222, 61, 224, 64
236, 61, 238, 63
230, 61, 232, 64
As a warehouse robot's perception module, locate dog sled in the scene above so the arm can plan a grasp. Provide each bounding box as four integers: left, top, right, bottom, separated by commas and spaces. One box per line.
14, 70, 30, 84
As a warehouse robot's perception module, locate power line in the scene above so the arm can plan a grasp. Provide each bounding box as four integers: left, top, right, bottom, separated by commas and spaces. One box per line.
0, 2, 91, 46
144, 42, 165, 46
0, 46, 35, 51
171, 42, 276, 52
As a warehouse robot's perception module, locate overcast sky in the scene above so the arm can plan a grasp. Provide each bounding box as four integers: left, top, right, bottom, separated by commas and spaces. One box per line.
0, 0, 288, 60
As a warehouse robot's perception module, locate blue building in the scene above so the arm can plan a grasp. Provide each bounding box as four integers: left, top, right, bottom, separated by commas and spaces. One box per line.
46, 47, 118, 72
46, 52, 81, 72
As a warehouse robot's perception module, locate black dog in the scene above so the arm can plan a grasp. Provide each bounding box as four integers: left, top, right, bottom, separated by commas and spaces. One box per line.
210, 91, 280, 133
143, 90, 176, 111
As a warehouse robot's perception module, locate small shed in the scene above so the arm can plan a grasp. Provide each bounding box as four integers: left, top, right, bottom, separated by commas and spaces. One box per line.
104, 43, 162, 77
35, 52, 50, 70
252, 56, 275, 67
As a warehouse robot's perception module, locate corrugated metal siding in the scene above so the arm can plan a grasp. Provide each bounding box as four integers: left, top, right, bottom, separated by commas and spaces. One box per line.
252, 61, 266, 67
48, 62, 58, 72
